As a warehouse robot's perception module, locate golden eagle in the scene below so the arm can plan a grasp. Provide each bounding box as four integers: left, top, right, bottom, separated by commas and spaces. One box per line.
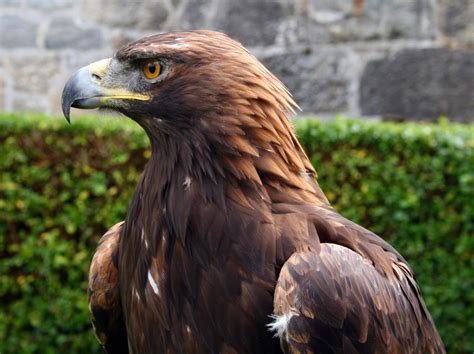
61, 30, 445, 353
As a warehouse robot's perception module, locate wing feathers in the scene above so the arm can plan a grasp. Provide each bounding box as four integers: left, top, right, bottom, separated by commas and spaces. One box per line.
272, 244, 445, 353
88, 222, 128, 354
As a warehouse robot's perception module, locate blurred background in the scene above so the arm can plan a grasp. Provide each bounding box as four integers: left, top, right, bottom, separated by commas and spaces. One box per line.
0, 0, 473, 121
0, 1, 473, 354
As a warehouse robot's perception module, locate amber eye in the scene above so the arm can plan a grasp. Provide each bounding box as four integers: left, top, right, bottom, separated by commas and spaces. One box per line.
143, 61, 161, 79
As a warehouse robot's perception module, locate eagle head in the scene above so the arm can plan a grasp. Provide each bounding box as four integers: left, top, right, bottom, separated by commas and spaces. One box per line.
62, 31, 296, 138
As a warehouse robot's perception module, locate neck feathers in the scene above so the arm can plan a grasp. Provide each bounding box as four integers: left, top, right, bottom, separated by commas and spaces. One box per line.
138, 52, 328, 211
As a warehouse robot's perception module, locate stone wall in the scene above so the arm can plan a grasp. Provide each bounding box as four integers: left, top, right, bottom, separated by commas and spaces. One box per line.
0, 0, 472, 121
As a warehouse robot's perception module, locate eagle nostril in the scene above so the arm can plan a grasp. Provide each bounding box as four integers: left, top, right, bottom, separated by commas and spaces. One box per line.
91, 73, 102, 83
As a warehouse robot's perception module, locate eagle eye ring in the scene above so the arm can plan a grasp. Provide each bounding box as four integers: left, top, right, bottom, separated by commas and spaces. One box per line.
143, 60, 162, 80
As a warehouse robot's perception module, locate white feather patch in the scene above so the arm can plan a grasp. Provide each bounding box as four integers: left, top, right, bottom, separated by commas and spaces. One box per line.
132, 287, 140, 302
183, 176, 192, 190
267, 312, 294, 341
147, 270, 160, 295
141, 228, 149, 250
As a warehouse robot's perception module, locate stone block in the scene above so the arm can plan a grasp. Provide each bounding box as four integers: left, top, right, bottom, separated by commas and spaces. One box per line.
45, 18, 103, 50
27, 0, 74, 10
260, 48, 351, 113
292, 0, 436, 44
0, 15, 39, 48
179, 0, 214, 30
135, 0, 169, 31
82, 0, 168, 30
359, 48, 474, 122
0, 0, 22, 6
4, 53, 61, 94
214, 0, 290, 47
438, 0, 474, 47
12, 93, 50, 113
82, 0, 140, 28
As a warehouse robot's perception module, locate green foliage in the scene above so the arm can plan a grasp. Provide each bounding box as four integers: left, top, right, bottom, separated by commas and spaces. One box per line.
0, 113, 472, 353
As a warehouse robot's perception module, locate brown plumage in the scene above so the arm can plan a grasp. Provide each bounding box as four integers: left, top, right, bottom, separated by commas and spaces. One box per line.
62, 30, 445, 353
88, 222, 128, 353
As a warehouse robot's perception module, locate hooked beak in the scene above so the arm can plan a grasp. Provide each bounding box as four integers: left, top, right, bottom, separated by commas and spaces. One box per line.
61, 58, 150, 123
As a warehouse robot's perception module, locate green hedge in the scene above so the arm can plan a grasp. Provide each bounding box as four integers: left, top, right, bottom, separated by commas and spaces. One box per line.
0, 113, 472, 353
